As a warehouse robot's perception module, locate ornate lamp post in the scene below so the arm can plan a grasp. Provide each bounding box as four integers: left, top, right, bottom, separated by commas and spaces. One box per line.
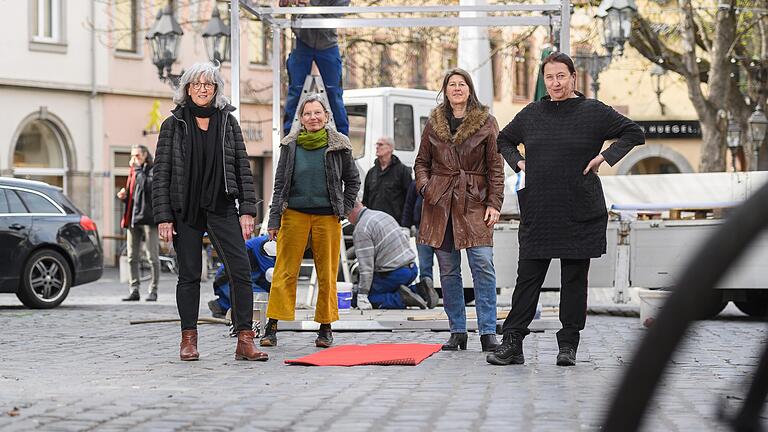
748, 106, 768, 171
726, 113, 742, 172
202, 7, 231, 65
146, 5, 184, 88
573, 0, 637, 100
650, 63, 667, 116
596, 0, 638, 56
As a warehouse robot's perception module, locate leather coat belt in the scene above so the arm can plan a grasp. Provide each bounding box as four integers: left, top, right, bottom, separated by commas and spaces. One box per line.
430, 168, 486, 215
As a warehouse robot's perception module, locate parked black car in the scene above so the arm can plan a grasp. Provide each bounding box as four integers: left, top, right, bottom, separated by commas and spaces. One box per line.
0, 177, 103, 308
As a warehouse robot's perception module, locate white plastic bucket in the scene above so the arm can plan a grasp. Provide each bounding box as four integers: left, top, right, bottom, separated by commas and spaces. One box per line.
638, 288, 671, 327
337, 282, 353, 314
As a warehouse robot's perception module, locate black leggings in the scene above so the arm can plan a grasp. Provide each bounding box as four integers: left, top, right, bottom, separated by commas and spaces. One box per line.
173, 208, 252, 331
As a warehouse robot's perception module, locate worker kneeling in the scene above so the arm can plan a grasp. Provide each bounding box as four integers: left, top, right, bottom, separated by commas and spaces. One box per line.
347, 201, 439, 310
209, 234, 276, 319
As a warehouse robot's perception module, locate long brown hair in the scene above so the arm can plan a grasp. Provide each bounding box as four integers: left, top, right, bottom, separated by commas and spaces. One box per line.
438, 68, 484, 116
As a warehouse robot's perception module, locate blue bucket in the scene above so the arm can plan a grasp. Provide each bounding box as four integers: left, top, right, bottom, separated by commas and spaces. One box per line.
337, 282, 353, 313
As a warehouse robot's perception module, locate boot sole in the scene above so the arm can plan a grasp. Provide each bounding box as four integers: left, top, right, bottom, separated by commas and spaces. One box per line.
315, 340, 333, 348
235, 354, 269, 361
180, 356, 199, 361
486, 354, 524, 365
556, 358, 576, 366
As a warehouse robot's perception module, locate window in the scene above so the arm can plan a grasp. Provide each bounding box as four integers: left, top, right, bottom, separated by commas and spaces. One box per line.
114, 0, 138, 53
513, 45, 530, 100
0, 190, 9, 214
14, 119, 67, 189
443, 47, 457, 72
490, 39, 503, 101
32, 0, 63, 43
420, 116, 428, 134
345, 104, 367, 159
248, 19, 269, 66
393, 104, 415, 151
249, 158, 265, 219
409, 42, 427, 89
17, 190, 61, 214
6, 190, 28, 214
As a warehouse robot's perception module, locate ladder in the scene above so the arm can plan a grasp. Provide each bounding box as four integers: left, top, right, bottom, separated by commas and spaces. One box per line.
286, 71, 337, 136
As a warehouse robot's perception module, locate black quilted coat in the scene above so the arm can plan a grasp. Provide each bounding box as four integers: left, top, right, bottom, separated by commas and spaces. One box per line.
152, 104, 258, 225
497, 94, 644, 259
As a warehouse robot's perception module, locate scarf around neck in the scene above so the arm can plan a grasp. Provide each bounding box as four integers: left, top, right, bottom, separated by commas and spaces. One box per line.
180, 102, 225, 229
297, 128, 329, 151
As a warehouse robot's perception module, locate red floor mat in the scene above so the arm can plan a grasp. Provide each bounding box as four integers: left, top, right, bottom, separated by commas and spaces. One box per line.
285, 343, 443, 366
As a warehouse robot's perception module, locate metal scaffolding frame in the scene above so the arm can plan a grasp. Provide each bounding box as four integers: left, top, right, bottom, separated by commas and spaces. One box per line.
229, 0, 571, 149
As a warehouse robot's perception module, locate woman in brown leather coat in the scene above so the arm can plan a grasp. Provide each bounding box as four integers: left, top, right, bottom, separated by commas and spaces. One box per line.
414, 68, 505, 352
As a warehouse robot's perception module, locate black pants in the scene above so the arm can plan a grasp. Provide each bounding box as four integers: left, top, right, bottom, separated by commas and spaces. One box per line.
174, 208, 252, 331
501, 258, 590, 349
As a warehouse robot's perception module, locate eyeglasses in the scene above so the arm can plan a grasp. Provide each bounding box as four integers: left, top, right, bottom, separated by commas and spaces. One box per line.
190, 82, 216, 90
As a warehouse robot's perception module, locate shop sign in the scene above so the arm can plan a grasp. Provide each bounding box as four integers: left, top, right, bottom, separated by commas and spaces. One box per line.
636, 121, 701, 139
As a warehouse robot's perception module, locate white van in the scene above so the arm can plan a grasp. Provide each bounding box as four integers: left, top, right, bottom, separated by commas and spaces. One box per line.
343, 87, 440, 180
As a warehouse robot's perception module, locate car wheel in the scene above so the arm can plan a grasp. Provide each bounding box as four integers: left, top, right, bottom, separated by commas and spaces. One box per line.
16, 249, 72, 309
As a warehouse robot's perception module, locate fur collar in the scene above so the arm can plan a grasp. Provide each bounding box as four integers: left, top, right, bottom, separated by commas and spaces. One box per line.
429, 104, 490, 145
281, 125, 352, 152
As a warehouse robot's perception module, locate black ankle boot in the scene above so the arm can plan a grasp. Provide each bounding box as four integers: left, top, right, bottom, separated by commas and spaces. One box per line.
480, 334, 499, 352
316, 323, 333, 348
441, 333, 468, 351
259, 319, 278, 347
486, 332, 524, 365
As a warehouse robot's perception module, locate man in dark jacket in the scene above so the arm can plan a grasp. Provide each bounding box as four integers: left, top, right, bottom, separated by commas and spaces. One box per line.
363, 136, 412, 223
281, 0, 350, 136
118, 145, 160, 301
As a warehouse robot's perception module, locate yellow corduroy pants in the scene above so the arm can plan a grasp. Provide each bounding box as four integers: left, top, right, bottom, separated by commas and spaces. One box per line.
267, 208, 341, 324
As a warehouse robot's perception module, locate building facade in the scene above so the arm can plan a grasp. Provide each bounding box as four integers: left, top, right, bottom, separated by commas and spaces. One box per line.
0, 0, 275, 265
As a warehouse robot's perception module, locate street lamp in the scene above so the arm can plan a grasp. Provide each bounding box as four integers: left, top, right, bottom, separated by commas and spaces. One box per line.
571, 0, 637, 100
650, 63, 667, 116
146, 5, 184, 87
202, 7, 231, 65
573, 50, 612, 100
726, 113, 742, 172
748, 105, 768, 170
596, 0, 638, 56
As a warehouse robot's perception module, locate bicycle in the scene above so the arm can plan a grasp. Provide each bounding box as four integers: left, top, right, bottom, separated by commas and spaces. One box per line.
603, 182, 768, 432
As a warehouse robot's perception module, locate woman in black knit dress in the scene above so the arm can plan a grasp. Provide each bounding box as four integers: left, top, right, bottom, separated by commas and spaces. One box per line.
488, 52, 645, 367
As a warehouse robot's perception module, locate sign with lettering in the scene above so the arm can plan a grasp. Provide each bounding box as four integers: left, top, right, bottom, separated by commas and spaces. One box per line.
240, 120, 264, 142
636, 121, 701, 139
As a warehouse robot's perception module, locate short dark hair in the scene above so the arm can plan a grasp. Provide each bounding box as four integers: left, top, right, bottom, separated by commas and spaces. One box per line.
541, 52, 576, 75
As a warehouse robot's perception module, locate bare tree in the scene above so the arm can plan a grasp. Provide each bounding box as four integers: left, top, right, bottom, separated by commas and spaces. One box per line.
629, 0, 768, 171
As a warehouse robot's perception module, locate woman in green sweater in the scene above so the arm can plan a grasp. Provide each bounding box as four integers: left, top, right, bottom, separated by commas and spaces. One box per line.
261, 94, 360, 348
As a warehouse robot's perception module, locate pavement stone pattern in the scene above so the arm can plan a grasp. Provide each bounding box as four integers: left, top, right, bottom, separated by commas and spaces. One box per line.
0, 269, 765, 431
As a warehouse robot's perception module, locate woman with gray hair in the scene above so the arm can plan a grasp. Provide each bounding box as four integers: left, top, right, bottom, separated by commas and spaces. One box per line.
260, 93, 360, 348
152, 62, 268, 362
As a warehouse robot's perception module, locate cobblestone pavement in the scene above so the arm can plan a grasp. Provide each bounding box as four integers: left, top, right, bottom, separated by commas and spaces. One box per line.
0, 269, 765, 431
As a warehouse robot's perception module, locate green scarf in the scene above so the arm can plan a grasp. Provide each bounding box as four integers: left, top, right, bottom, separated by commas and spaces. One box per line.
297, 128, 329, 151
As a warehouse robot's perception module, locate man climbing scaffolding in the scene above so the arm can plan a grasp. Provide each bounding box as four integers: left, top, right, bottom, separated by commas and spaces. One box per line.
281, 0, 350, 136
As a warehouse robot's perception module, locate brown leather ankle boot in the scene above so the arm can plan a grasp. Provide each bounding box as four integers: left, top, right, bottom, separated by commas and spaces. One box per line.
180, 329, 199, 361
235, 330, 269, 361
